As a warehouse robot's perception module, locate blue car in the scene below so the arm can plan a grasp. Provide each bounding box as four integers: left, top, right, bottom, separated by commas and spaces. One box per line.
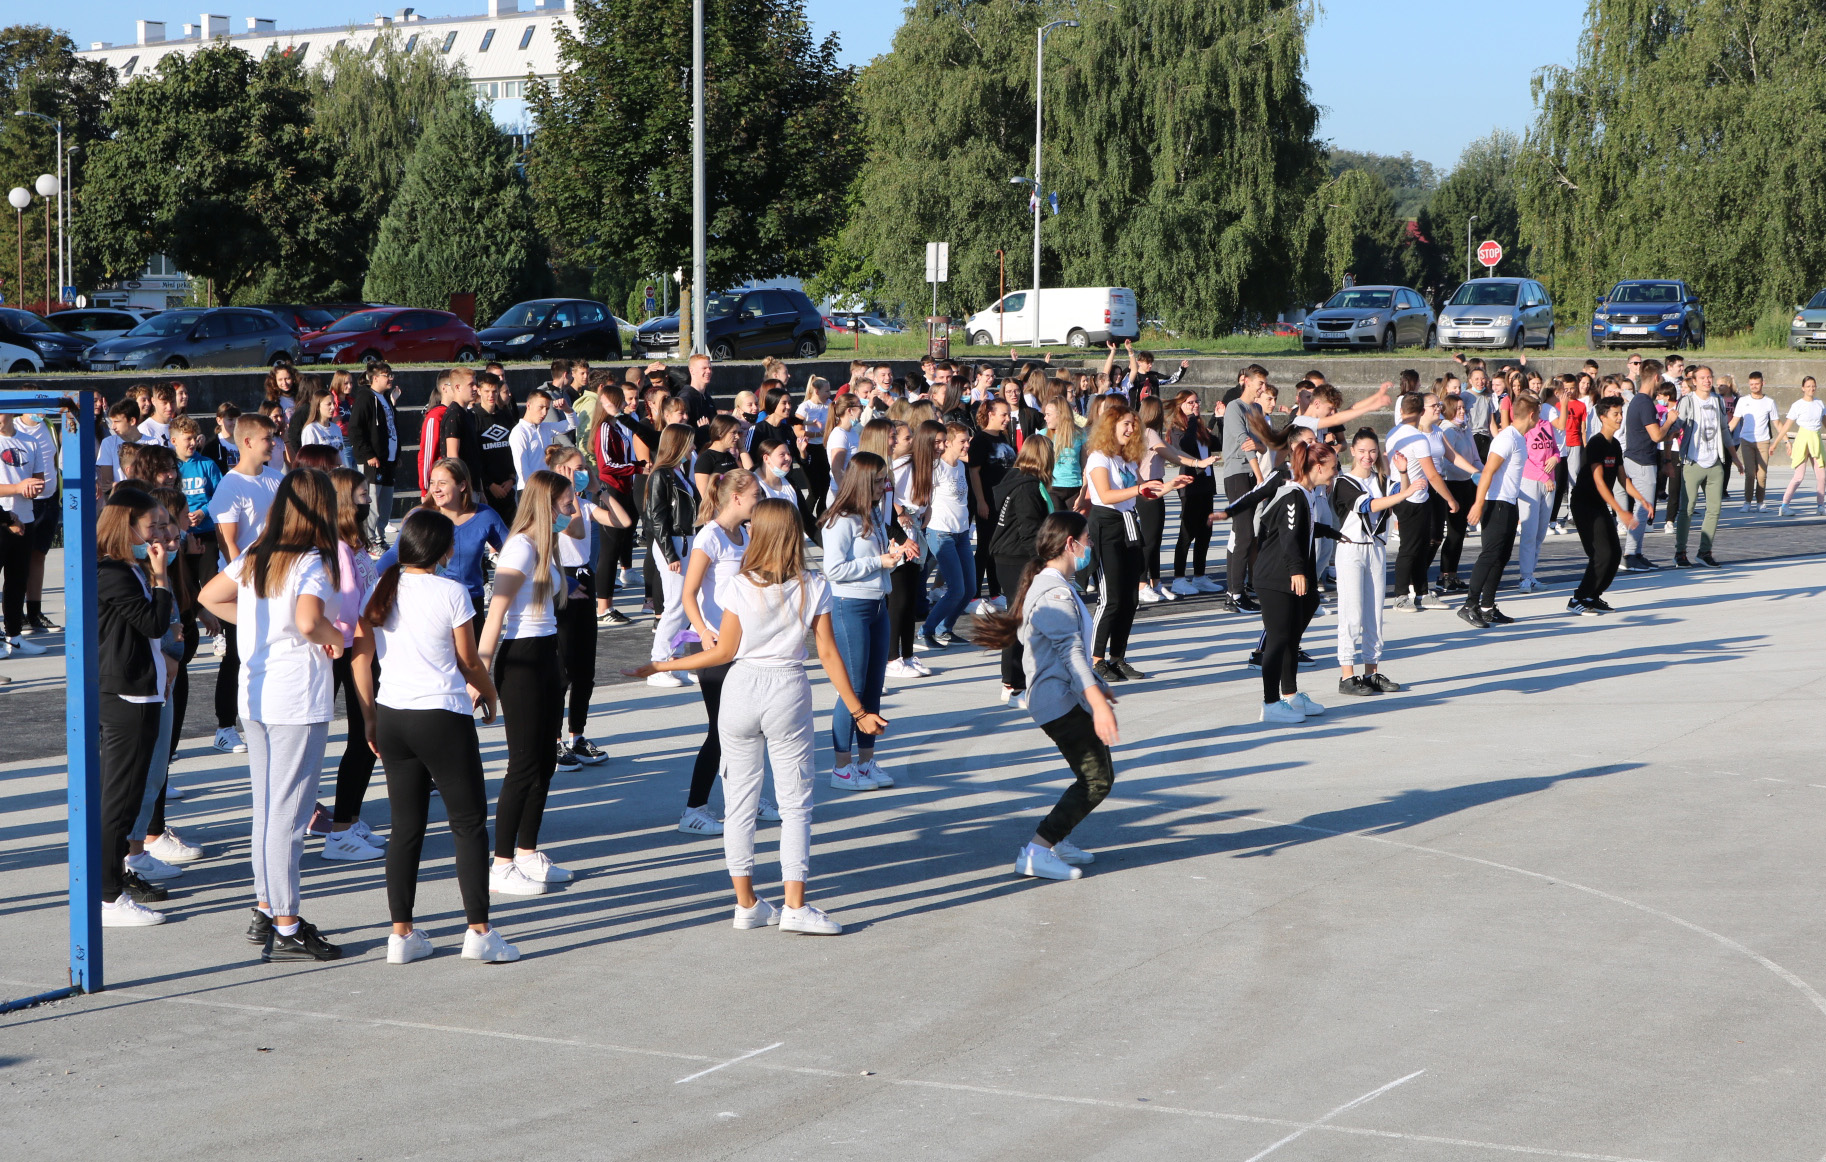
1589, 280, 1705, 350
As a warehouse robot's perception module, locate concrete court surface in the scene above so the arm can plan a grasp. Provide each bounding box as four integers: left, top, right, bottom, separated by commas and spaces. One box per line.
4, 518, 1826, 1160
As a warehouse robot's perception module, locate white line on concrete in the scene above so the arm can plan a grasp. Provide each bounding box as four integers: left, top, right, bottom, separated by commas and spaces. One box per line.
675, 1042, 783, 1084
1238, 1070, 1424, 1162
1255, 817, 1826, 1019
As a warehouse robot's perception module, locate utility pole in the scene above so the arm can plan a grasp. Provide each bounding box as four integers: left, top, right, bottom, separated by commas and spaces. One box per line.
8, 187, 26, 308
1030, 19, 1077, 347
690, 0, 707, 356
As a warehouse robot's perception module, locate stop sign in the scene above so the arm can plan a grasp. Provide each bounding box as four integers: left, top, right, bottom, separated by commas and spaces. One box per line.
1477, 240, 1503, 268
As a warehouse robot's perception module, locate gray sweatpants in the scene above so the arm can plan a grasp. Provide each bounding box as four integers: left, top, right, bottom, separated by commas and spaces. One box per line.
363, 465, 394, 547
1624, 461, 1659, 556
245, 720, 329, 916
718, 661, 816, 883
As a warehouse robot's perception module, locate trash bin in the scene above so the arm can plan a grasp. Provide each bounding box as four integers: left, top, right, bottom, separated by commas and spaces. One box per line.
926, 316, 950, 361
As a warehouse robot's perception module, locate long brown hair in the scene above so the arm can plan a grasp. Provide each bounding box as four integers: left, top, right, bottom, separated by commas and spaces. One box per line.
242, 468, 341, 599
858, 417, 893, 462
426, 457, 476, 515
1013, 433, 1054, 483
739, 497, 807, 588
971, 510, 1088, 650
330, 467, 369, 552
506, 469, 572, 607
652, 423, 694, 472
819, 451, 889, 536
150, 486, 200, 612
907, 418, 943, 507
1166, 389, 1209, 443
1087, 400, 1143, 461
97, 487, 157, 581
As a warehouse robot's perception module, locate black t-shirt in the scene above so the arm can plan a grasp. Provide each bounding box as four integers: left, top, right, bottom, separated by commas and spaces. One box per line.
696, 448, 739, 480
443, 403, 486, 487
473, 403, 517, 491
1572, 432, 1621, 509
969, 430, 1017, 498
1623, 393, 1659, 465
749, 418, 800, 465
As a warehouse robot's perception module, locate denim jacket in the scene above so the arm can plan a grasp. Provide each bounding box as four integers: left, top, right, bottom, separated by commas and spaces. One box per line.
821, 510, 892, 601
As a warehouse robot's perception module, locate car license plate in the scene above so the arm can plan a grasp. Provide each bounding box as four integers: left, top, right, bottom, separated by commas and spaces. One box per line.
1620, 326, 1651, 335
1457, 330, 1486, 339
1812, 331, 1826, 339
89, 362, 116, 371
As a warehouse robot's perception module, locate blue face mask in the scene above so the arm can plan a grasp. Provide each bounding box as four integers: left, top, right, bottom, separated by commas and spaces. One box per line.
131, 542, 150, 561
1071, 540, 1091, 572
552, 514, 572, 535
572, 470, 590, 495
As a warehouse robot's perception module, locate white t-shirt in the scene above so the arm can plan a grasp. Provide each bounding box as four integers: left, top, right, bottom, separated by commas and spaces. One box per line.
232, 552, 337, 724
16, 417, 56, 499
138, 418, 171, 447
797, 401, 829, 445
375, 572, 476, 715
511, 420, 553, 489
303, 421, 350, 466
1787, 398, 1825, 432
759, 476, 795, 504
690, 522, 746, 630
1542, 403, 1565, 451
98, 433, 131, 473
825, 425, 858, 503
1084, 451, 1138, 512
0, 429, 45, 524
207, 466, 286, 569
1384, 423, 1433, 503
928, 458, 970, 532
1488, 427, 1528, 505
557, 501, 594, 568
723, 572, 832, 664
1734, 396, 1777, 442
494, 532, 559, 638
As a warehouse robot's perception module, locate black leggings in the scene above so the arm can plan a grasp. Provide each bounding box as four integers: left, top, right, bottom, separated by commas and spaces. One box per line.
376, 705, 491, 927
887, 559, 920, 661
330, 651, 379, 824
1258, 587, 1320, 703
996, 554, 1029, 689
1391, 497, 1439, 598
688, 661, 731, 808
594, 519, 633, 601
99, 694, 162, 901
1089, 507, 1141, 659
1035, 705, 1115, 846
1224, 472, 1257, 596
557, 569, 598, 737
1173, 474, 1215, 578
1135, 495, 1166, 584
805, 444, 831, 518
1572, 501, 1621, 602
492, 634, 563, 857
1467, 499, 1519, 609
1439, 480, 1476, 577
976, 511, 1000, 597
214, 621, 239, 729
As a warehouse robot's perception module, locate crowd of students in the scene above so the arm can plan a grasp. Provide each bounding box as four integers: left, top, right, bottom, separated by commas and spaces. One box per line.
0, 342, 1788, 950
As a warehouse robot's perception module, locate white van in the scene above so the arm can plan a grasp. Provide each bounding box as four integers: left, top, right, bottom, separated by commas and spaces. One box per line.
963, 286, 1138, 348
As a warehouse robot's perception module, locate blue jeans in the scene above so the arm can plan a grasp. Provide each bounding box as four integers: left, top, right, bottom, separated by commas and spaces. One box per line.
923, 529, 974, 639
830, 596, 888, 754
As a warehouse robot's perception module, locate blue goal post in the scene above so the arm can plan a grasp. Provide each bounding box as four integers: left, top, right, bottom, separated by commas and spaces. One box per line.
0, 389, 101, 1014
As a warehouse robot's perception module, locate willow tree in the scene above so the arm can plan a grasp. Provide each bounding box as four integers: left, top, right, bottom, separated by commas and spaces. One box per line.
832, 0, 1323, 336
1521, 0, 1826, 334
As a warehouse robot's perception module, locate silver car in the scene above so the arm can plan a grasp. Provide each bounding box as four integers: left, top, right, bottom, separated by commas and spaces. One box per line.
1790, 290, 1826, 350
83, 307, 301, 372
1437, 278, 1557, 350
1300, 285, 1435, 351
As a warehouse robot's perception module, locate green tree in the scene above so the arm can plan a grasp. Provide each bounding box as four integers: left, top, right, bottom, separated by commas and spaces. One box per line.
526, 0, 860, 302
1309, 168, 1402, 293
1520, 0, 1826, 333
834, 0, 1324, 338
362, 95, 546, 321
1325, 148, 1439, 220
307, 33, 473, 298
74, 43, 351, 301
1419, 130, 1522, 296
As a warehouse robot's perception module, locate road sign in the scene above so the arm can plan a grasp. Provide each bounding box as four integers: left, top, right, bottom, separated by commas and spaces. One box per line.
925, 241, 949, 283
1477, 240, 1503, 269
62, 285, 75, 302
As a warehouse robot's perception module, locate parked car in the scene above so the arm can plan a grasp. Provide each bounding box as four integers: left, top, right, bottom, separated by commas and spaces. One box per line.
962, 287, 1137, 349
1792, 290, 1826, 350
0, 339, 43, 374
83, 307, 301, 371
1436, 278, 1557, 350
0, 307, 87, 370
478, 298, 624, 362
45, 306, 159, 346
1300, 286, 1435, 351
300, 306, 481, 365
1588, 280, 1703, 350
634, 287, 827, 360
249, 304, 341, 337
831, 312, 904, 336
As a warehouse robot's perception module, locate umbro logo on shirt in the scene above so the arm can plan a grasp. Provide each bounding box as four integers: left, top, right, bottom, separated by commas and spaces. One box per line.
480, 424, 511, 450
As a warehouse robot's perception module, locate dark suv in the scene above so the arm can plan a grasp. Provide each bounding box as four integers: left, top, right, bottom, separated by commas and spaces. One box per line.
1590, 280, 1704, 349
477, 298, 624, 361
0, 307, 88, 370
635, 287, 828, 360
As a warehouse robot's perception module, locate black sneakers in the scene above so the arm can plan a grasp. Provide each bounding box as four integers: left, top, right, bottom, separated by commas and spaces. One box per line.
1338, 675, 1377, 697
1675, 553, 1694, 568
1093, 659, 1126, 683
1697, 551, 1720, 568
264, 919, 343, 963
246, 908, 274, 945
1484, 606, 1515, 625
1365, 673, 1401, 693
1109, 658, 1146, 681
1296, 649, 1317, 665
597, 608, 632, 627
1567, 597, 1595, 616
121, 870, 168, 904
555, 742, 582, 773
1457, 604, 1489, 629
570, 737, 609, 765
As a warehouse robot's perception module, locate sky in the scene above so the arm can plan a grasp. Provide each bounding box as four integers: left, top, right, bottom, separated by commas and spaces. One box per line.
63, 0, 1589, 171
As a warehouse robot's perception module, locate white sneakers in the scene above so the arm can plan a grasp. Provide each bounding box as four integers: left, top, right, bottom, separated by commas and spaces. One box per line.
489, 862, 548, 896
387, 929, 434, 965
1287, 691, 1325, 716
4, 635, 45, 657
733, 896, 781, 929
322, 830, 385, 861
124, 851, 182, 881
463, 927, 522, 962
1191, 576, 1224, 594
102, 896, 165, 927
646, 671, 687, 688
885, 657, 931, 679
779, 904, 843, 935
1154, 582, 1178, 602
515, 850, 573, 883
1137, 584, 1162, 605
1260, 699, 1305, 725
679, 806, 724, 835
1169, 578, 1200, 597
858, 758, 892, 787
830, 763, 876, 792
146, 828, 204, 864
1015, 842, 1082, 881
1517, 578, 1540, 593
1052, 839, 1095, 866
212, 727, 247, 754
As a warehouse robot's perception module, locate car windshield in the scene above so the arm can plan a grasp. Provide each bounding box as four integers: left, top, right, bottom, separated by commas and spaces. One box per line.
324, 310, 394, 334
1, 308, 54, 333
1324, 290, 1392, 310
126, 312, 204, 337
491, 302, 554, 328
704, 293, 741, 322
1448, 283, 1519, 307
1808, 291, 1826, 310
1610, 284, 1679, 304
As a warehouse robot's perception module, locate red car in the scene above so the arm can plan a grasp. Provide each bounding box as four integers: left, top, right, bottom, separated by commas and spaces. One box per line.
298, 306, 481, 365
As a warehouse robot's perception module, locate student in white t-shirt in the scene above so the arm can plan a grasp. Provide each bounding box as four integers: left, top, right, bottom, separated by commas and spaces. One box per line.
351, 508, 518, 965
97, 398, 143, 498
476, 468, 586, 898
1772, 376, 1826, 514
197, 468, 347, 964
1081, 402, 1180, 677
1730, 372, 1778, 510
544, 441, 622, 767
1460, 394, 1540, 628
633, 498, 885, 936
204, 413, 286, 756
137, 383, 177, 447
510, 390, 556, 491
300, 387, 351, 467
822, 393, 862, 506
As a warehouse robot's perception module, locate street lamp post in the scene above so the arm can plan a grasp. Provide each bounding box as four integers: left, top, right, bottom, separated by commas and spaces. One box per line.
15, 111, 64, 305
7, 187, 28, 309
689, 0, 707, 356
1028, 18, 1077, 347
35, 175, 56, 313
1465, 214, 1477, 286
